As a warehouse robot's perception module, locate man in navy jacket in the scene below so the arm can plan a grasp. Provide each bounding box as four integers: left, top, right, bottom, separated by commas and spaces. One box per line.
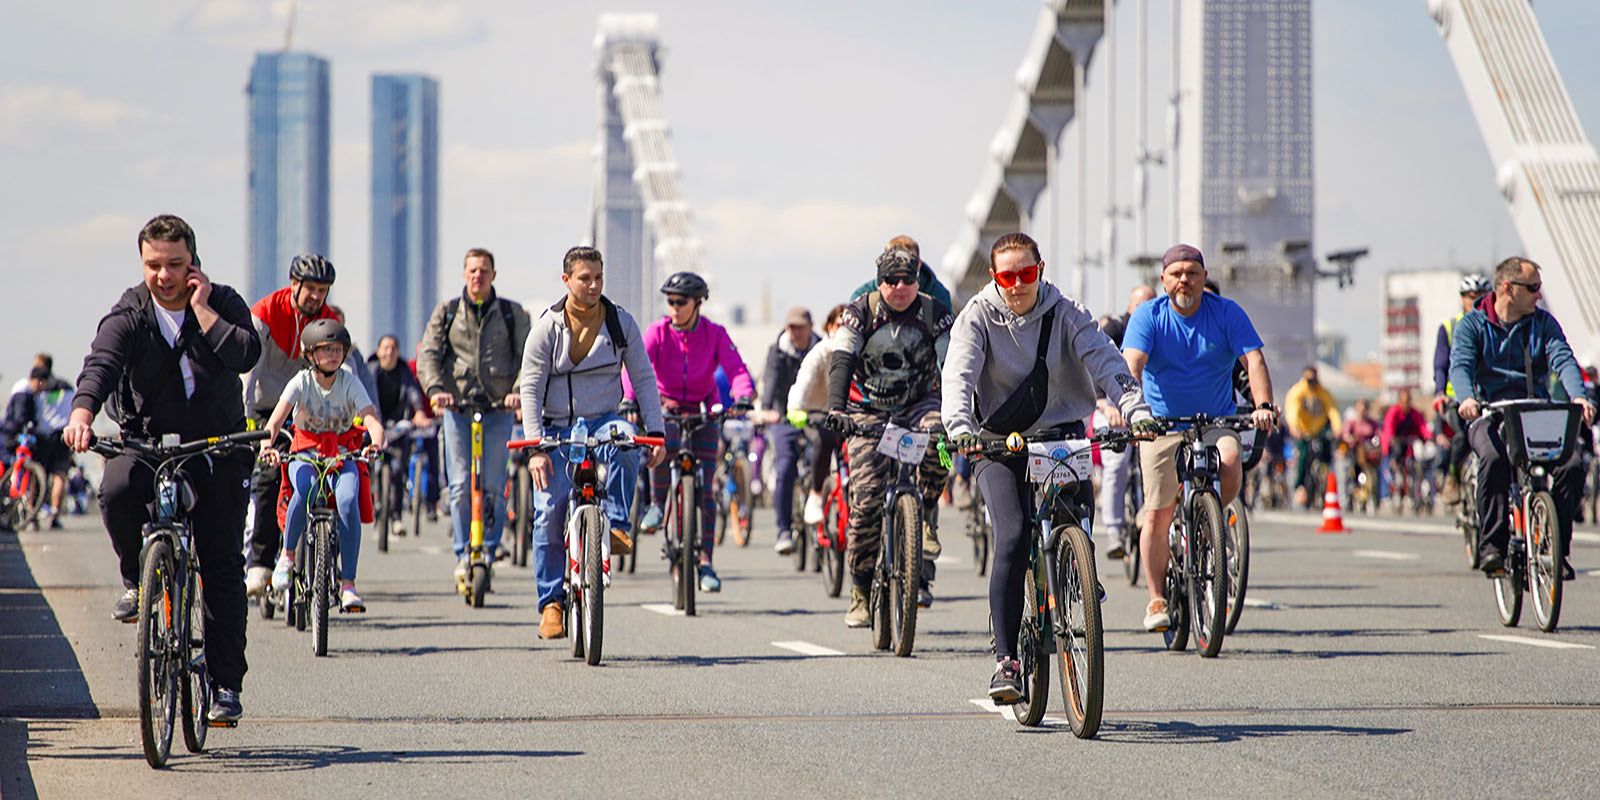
1450, 257, 1594, 578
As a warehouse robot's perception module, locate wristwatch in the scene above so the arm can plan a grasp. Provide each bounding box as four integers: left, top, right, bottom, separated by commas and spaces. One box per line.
1256, 402, 1278, 412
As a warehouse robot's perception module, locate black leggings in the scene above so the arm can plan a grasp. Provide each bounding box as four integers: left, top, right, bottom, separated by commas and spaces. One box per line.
976, 456, 1094, 661
810, 428, 844, 493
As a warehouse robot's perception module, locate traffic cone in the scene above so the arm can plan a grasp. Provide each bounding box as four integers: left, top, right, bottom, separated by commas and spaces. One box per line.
1317, 472, 1346, 533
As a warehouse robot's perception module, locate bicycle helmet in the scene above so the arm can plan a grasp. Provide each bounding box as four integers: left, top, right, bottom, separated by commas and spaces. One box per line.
1458, 274, 1490, 295
289, 253, 337, 284
300, 318, 352, 370
660, 271, 709, 300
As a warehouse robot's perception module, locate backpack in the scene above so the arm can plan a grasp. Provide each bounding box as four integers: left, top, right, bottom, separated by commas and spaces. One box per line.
440, 295, 520, 343
548, 295, 629, 357
864, 290, 944, 333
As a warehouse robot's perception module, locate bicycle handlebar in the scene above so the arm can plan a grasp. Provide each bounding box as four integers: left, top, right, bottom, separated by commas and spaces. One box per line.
89, 429, 270, 461
974, 428, 1134, 459
508, 432, 664, 452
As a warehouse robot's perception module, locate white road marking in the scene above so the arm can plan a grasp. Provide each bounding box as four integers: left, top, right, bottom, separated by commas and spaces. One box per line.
640, 603, 684, 616
1352, 549, 1421, 561
935, 552, 964, 566
418, 546, 446, 555
771, 640, 844, 657
1256, 511, 1600, 547
1478, 634, 1595, 650
1577, 532, 1600, 544
969, 698, 1017, 721
1242, 598, 1281, 609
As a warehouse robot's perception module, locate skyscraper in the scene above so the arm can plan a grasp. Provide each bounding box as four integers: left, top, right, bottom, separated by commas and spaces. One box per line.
246, 51, 331, 304
370, 74, 439, 353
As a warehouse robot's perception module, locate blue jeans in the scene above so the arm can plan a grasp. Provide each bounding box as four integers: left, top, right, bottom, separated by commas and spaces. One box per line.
770, 422, 804, 533
285, 458, 362, 582
441, 408, 514, 560
532, 414, 639, 610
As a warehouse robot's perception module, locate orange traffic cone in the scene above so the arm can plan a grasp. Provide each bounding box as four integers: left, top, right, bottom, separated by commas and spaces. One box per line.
1317, 472, 1346, 533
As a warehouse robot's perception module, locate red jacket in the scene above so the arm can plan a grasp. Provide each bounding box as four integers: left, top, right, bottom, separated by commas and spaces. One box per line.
276, 427, 374, 528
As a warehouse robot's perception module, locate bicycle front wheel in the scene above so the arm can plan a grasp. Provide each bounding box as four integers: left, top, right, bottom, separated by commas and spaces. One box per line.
1188, 493, 1228, 658
136, 540, 177, 768
311, 519, 332, 657
1012, 561, 1050, 727
1223, 498, 1251, 635
1460, 454, 1481, 569
793, 480, 810, 572
1528, 491, 1564, 632
679, 475, 698, 617
890, 492, 922, 658
582, 506, 606, 665
1054, 524, 1103, 739
409, 457, 425, 538
179, 569, 209, 753
376, 461, 391, 553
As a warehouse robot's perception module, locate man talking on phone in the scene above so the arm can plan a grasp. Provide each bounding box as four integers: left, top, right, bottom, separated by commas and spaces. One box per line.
62, 214, 262, 725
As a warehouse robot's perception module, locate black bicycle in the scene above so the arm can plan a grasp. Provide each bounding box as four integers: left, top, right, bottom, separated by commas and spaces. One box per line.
660, 409, 729, 616
1481, 400, 1581, 632
975, 428, 1121, 738
1120, 445, 1144, 586
280, 445, 374, 657
89, 430, 269, 768
1153, 414, 1255, 658
374, 420, 415, 554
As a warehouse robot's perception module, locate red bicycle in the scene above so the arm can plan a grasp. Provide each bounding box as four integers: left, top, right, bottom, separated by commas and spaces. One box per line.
816, 439, 849, 598
3, 430, 48, 530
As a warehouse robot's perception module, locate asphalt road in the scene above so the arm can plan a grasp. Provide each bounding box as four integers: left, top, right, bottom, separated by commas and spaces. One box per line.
5, 499, 1600, 799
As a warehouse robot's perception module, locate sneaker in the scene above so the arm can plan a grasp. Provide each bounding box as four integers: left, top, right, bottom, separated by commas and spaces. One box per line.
453, 558, 468, 582
610, 528, 634, 556
803, 493, 825, 526
270, 554, 293, 594
774, 529, 795, 555
1105, 540, 1127, 561
539, 602, 566, 639
1561, 558, 1576, 581
1143, 598, 1171, 632
640, 504, 664, 532
698, 564, 722, 593
244, 566, 272, 598
493, 545, 511, 563
922, 523, 942, 560
49, 516, 63, 531
207, 687, 242, 725
989, 659, 1023, 704
1480, 551, 1507, 576
111, 588, 139, 622
845, 586, 870, 628
917, 583, 934, 609
339, 584, 366, 613
426, 507, 440, 523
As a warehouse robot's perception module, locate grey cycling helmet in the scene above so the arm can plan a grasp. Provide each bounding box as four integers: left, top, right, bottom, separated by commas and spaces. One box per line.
660, 271, 709, 300
289, 253, 337, 284
1459, 274, 1491, 295
300, 318, 352, 367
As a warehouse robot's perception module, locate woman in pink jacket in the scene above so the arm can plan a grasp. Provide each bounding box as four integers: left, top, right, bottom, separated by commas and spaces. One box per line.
626, 272, 755, 592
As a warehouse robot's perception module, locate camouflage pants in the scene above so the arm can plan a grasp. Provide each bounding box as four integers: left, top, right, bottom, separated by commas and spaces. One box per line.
846, 400, 947, 583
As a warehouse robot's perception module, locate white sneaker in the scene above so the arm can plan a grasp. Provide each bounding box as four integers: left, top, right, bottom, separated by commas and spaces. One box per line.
270, 555, 293, 594
1143, 599, 1171, 632
453, 559, 468, 582
803, 493, 825, 526
244, 566, 271, 598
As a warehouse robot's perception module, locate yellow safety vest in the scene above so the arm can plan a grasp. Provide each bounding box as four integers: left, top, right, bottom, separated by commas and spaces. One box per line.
1442, 312, 1466, 399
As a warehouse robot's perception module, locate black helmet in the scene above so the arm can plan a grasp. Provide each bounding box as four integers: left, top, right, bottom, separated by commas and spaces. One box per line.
289, 253, 337, 284
300, 318, 351, 365
660, 271, 709, 300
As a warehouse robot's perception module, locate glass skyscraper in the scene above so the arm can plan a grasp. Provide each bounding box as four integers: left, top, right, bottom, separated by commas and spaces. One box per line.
370, 74, 439, 353
246, 52, 331, 304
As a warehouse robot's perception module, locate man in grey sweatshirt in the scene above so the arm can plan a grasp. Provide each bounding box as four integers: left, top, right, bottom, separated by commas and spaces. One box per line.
518, 246, 665, 639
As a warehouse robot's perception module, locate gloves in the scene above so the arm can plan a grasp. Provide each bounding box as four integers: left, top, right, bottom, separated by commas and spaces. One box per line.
786, 409, 810, 429
951, 432, 982, 455
731, 397, 755, 414
817, 411, 852, 434
1129, 409, 1164, 438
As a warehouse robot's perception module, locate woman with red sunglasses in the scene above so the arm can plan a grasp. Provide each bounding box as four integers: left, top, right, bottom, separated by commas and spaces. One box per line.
941, 232, 1156, 703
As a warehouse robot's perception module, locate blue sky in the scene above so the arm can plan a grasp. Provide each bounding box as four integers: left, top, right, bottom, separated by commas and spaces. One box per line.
1, 0, 1597, 383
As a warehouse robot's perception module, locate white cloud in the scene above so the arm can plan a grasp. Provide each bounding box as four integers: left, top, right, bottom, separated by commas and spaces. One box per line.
180, 0, 483, 52
443, 140, 591, 184
0, 85, 141, 140
701, 200, 930, 262
39, 213, 146, 249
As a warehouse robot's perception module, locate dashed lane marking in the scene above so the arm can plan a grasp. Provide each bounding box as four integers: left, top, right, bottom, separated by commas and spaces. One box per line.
640, 603, 684, 616
1352, 549, 1421, 561
771, 641, 845, 657
1478, 635, 1595, 650
1242, 598, 1281, 609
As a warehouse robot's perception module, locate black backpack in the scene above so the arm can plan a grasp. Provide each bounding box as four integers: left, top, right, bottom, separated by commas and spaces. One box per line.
547, 296, 628, 357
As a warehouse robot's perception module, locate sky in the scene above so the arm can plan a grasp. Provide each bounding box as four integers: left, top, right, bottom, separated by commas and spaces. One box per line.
1, 0, 1597, 386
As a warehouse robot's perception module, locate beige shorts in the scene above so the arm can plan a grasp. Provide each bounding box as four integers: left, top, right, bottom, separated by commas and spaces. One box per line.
1139, 428, 1241, 517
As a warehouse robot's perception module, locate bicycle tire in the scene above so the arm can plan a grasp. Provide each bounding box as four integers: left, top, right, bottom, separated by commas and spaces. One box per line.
410, 457, 425, 539
973, 498, 991, 577
1460, 454, 1481, 569
680, 474, 698, 617
511, 469, 528, 567
1529, 491, 1564, 632
1012, 561, 1050, 727
1123, 478, 1143, 586
793, 481, 809, 572
291, 537, 307, 631
1223, 498, 1251, 635
583, 506, 606, 665
470, 563, 489, 609
1162, 550, 1190, 652
376, 460, 391, 553
731, 461, 751, 548
10, 461, 46, 529
180, 569, 208, 753
1493, 557, 1522, 627
1056, 524, 1104, 739
570, 515, 586, 659
1189, 493, 1228, 658
312, 519, 331, 657
890, 492, 921, 658
821, 476, 845, 598
137, 539, 176, 768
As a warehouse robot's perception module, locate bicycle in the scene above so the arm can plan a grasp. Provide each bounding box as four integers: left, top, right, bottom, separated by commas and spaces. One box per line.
89, 430, 269, 768
373, 420, 414, 553
1343, 436, 1381, 515
816, 438, 850, 598
452, 395, 506, 608
614, 466, 647, 575
960, 461, 992, 578
788, 429, 817, 573
1120, 447, 1143, 586
1224, 420, 1264, 637
1153, 414, 1256, 658
509, 440, 533, 567
974, 428, 1118, 738
834, 414, 936, 657
277, 444, 374, 657
406, 422, 437, 540
510, 420, 661, 665
715, 417, 756, 548
660, 408, 729, 616
1457, 452, 1482, 569
3, 429, 47, 530
1482, 399, 1581, 632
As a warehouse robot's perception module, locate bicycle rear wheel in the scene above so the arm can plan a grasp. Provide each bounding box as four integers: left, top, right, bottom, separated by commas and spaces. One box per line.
410, 457, 425, 538
180, 569, 209, 753
731, 461, 751, 547
1493, 551, 1522, 627
10, 461, 46, 529
1012, 561, 1050, 727
582, 506, 606, 665
512, 469, 530, 567
793, 480, 810, 572
821, 476, 846, 598
1162, 555, 1190, 652
1122, 480, 1142, 586
1223, 498, 1251, 635
1528, 491, 1564, 632
680, 475, 698, 617
889, 492, 922, 658
1055, 524, 1103, 739
311, 519, 332, 657
376, 461, 391, 553
972, 498, 991, 577
569, 516, 586, 659
1188, 493, 1228, 658
136, 540, 177, 768
1460, 455, 1481, 569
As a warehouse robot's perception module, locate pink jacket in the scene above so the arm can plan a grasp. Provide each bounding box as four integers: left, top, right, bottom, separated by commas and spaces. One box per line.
1380, 406, 1432, 457
624, 316, 755, 410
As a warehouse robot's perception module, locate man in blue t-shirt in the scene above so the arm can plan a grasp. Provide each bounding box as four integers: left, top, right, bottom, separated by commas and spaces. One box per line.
1121, 244, 1280, 633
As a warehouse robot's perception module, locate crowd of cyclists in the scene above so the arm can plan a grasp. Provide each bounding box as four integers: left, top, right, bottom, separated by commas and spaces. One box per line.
17, 211, 1597, 731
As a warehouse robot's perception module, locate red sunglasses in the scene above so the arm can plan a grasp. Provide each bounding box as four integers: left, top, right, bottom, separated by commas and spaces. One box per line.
991, 265, 1042, 288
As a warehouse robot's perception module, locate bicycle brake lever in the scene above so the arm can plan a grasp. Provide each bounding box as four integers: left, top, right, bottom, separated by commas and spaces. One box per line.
936, 436, 954, 471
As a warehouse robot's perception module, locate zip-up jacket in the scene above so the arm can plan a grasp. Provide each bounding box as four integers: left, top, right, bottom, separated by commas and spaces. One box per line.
418, 288, 533, 402
624, 316, 755, 410
760, 329, 820, 413
73, 283, 262, 442
520, 296, 663, 440
1449, 293, 1584, 404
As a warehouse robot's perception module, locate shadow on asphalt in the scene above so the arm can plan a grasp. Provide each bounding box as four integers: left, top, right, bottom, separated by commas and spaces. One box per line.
603, 652, 872, 668
30, 743, 581, 772
1094, 718, 1411, 744
1223, 648, 1490, 661
1228, 627, 1461, 638
1246, 584, 1369, 592
333, 644, 536, 657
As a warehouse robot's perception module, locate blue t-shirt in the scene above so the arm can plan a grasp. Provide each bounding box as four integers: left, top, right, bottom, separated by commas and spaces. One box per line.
1123, 294, 1263, 417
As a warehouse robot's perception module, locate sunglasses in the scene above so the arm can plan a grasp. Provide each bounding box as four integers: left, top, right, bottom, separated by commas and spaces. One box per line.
1510, 280, 1542, 293
879, 274, 918, 288
665, 296, 694, 308
991, 264, 1042, 288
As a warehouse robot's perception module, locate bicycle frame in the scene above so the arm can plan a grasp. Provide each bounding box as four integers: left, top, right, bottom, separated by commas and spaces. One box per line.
660, 410, 724, 614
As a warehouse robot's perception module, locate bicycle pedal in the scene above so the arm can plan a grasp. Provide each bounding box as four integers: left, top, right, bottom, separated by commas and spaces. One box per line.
205, 719, 238, 729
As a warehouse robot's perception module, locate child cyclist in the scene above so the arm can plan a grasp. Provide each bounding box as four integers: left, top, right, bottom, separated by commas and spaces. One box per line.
260, 319, 384, 612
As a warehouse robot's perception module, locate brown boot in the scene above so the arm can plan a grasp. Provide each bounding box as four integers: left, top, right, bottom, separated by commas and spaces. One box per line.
539, 603, 566, 639
610, 528, 634, 555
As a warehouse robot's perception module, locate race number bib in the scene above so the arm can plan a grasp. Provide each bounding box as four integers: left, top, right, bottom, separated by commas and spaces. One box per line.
1026, 440, 1093, 485
876, 424, 931, 465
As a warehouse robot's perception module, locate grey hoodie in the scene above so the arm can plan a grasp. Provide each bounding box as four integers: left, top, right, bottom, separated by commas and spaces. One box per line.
942, 281, 1148, 438
519, 296, 664, 440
